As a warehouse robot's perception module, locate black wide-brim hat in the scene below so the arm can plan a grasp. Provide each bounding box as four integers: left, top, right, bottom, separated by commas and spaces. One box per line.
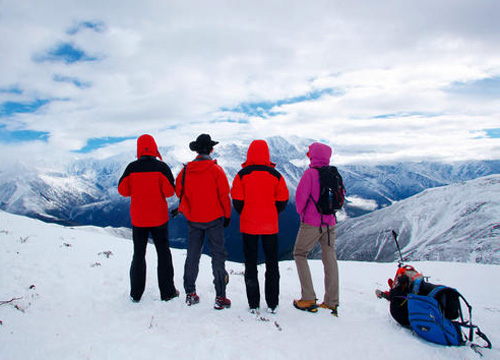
189, 133, 219, 153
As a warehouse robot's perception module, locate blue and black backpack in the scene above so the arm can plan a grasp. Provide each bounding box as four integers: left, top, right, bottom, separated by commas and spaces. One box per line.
407, 279, 492, 354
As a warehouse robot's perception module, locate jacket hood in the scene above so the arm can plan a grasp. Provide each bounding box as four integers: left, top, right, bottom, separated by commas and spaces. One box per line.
308, 142, 331, 168
187, 156, 217, 173
242, 140, 275, 167
137, 134, 162, 160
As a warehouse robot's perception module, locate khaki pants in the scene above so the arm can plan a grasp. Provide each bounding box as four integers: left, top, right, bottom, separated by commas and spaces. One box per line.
293, 223, 339, 307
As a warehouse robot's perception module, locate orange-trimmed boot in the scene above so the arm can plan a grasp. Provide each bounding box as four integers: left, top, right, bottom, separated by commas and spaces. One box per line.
318, 302, 338, 316
293, 299, 318, 313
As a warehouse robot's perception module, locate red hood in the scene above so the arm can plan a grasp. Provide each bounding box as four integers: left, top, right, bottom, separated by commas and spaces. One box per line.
137, 134, 162, 160
242, 140, 275, 168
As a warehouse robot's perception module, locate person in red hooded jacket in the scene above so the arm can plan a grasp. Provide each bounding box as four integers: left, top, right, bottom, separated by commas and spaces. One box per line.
231, 140, 289, 313
175, 134, 232, 310
118, 134, 178, 302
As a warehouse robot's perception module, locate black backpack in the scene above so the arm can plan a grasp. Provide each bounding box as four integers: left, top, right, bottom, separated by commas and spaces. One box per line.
311, 166, 345, 216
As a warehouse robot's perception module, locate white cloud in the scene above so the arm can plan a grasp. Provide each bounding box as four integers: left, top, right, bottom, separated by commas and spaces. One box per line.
0, 0, 499, 165
347, 196, 379, 211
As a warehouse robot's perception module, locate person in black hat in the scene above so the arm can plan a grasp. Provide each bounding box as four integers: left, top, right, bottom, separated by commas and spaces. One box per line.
175, 134, 232, 310
189, 133, 219, 154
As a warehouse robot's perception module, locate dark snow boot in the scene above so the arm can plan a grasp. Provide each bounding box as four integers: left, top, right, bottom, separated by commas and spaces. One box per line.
186, 292, 200, 306
214, 296, 231, 310
161, 289, 179, 302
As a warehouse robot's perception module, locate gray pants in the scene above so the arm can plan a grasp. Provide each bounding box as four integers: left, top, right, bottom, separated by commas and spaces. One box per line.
293, 222, 339, 307
184, 217, 228, 297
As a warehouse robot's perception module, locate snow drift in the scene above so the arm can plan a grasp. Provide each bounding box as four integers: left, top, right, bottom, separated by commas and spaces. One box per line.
1, 211, 499, 359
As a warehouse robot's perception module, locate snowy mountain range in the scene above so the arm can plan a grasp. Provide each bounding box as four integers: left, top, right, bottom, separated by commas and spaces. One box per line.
332, 175, 500, 264
0, 136, 499, 263
1, 210, 498, 360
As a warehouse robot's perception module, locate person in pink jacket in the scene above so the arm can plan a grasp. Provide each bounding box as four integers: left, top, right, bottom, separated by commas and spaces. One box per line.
293, 142, 340, 315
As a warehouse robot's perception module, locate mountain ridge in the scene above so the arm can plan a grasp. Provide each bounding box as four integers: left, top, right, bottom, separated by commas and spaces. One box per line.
331, 175, 500, 264
0, 136, 499, 263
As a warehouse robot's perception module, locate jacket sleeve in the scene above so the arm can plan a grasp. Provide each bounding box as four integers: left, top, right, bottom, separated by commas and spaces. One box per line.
275, 175, 289, 201
295, 170, 312, 215
230, 173, 244, 200
233, 199, 244, 214
161, 168, 175, 199
175, 167, 184, 198
215, 166, 232, 218
230, 173, 244, 214
275, 200, 288, 213
118, 165, 132, 197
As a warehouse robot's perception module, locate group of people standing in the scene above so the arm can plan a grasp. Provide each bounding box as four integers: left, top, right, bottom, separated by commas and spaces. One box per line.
118, 133, 340, 315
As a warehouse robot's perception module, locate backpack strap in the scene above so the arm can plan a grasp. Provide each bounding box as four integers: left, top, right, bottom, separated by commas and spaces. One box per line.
452, 290, 493, 354
412, 278, 423, 294
427, 285, 447, 298
308, 193, 332, 245
179, 164, 187, 201
310, 168, 332, 245
470, 328, 493, 355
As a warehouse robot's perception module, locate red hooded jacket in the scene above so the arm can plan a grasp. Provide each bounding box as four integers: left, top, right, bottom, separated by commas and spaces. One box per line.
118, 135, 175, 227
231, 140, 289, 235
175, 155, 231, 223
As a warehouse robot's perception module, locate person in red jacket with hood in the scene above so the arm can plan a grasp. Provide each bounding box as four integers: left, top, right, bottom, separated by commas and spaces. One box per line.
118, 134, 178, 302
231, 139, 289, 313
175, 134, 232, 310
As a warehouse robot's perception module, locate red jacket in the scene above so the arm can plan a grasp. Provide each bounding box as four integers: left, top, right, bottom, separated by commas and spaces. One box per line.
231, 140, 289, 235
118, 135, 175, 227
175, 156, 231, 223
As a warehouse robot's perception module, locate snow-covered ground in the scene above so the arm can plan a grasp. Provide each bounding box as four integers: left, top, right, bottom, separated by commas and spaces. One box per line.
1, 211, 498, 360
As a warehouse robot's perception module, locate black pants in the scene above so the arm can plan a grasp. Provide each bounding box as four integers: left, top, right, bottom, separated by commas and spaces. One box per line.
242, 233, 279, 309
130, 222, 176, 301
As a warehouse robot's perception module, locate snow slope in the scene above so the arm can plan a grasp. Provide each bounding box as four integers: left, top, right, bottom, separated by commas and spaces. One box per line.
1, 211, 499, 360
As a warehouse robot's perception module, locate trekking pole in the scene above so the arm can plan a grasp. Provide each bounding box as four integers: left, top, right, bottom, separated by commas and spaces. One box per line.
391, 230, 405, 266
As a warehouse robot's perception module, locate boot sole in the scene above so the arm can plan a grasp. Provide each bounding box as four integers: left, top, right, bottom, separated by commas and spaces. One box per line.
318, 304, 338, 316
293, 302, 318, 313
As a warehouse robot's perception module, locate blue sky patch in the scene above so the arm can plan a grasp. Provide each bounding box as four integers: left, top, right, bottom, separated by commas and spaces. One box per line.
0, 99, 49, 117
485, 128, 500, 138
76, 136, 135, 153
222, 88, 342, 118
0, 126, 49, 143
35, 42, 98, 64
447, 76, 500, 98
373, 111, 441, 119
209, 118, 249, 124
53, 74, 91, 88
67, 20, 105, 35
0, 86, 23, 95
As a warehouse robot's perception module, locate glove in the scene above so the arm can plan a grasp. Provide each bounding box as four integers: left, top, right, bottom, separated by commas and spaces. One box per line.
170, 207, 179, 218
223, 217, 230, 228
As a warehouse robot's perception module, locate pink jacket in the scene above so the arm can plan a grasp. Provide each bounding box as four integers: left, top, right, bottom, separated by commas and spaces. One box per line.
295, 142, 336, 227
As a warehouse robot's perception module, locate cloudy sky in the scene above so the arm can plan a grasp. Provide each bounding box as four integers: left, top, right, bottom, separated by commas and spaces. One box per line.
1, 0, 499, 166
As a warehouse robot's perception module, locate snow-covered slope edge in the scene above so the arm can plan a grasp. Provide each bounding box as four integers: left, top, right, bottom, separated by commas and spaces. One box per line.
335, 175, 500, 264
1, 211, 499, 360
